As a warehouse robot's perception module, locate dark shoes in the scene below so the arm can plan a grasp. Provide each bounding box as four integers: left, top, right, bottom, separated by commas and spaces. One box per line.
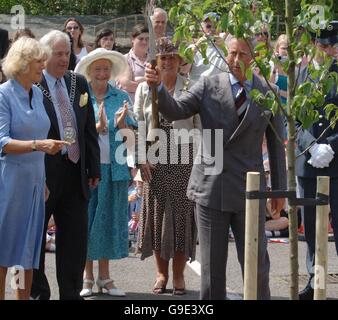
153, 278, 186, 295
172, 287, 186, 295
172, 279, 186, 295
299, 285, 314, 300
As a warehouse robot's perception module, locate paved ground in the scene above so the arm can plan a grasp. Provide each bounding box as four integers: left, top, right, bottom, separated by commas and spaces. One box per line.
4, 239, 338, 300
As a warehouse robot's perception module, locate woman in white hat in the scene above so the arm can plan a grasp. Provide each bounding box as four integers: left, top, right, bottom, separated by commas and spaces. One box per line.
75, 48, 136, 297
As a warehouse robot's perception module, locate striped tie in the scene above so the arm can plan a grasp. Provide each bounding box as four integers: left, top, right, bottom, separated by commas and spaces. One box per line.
55, 79, 80, 163
234, 86, 247, 111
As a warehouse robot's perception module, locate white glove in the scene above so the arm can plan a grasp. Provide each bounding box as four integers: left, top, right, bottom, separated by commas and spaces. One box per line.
308, 143, 335, 168
308, 156, 329, 168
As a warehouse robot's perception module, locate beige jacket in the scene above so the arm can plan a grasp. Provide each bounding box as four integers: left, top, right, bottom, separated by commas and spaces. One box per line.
133, 74, 201, 143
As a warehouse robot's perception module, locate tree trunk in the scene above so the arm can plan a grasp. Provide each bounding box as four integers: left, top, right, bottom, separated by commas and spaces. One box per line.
285, 0, 299, 300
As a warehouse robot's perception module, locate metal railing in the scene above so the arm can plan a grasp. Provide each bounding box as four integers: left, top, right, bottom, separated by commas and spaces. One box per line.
93, 14, 146, 38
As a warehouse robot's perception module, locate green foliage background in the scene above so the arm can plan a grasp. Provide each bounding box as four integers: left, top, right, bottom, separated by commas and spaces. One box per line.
1, 0, 337, 16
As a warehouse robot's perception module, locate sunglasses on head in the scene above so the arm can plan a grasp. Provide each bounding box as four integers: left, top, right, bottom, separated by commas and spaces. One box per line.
255, 31, 269, 37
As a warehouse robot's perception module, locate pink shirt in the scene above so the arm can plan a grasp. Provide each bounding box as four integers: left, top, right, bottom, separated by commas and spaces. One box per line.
125, 49, 147, 80
124, 49, 148, 102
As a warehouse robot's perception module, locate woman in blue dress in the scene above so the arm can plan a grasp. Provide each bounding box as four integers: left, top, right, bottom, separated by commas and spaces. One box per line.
75, 48, 136, 297
0, 37, 69, 300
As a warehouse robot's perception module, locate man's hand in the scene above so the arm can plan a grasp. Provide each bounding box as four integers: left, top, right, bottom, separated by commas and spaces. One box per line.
88, 177, 100, 189
145, 63, 161, 87
270, 198, 285, 216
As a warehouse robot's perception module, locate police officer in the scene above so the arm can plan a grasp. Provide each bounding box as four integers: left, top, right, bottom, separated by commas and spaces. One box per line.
296, 21, 338, 300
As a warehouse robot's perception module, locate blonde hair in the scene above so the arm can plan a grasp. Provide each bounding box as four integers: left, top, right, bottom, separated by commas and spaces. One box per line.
2, 37, 50, 79
275, 34, 289, 54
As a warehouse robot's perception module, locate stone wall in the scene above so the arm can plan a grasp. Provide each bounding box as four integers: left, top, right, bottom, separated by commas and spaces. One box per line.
0, 14, 132, 52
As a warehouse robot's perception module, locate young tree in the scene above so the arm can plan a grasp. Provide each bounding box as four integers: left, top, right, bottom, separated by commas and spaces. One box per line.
169, 0, 337, 299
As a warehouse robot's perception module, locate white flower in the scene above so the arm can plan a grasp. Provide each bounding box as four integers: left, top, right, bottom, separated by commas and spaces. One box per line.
79, 92, 88, 107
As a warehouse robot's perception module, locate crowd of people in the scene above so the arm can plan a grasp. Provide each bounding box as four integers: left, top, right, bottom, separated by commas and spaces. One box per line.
0, 7, 337, 301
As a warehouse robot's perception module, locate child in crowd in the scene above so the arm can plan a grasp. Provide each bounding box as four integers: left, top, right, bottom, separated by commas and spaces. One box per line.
128, 169, 143, 248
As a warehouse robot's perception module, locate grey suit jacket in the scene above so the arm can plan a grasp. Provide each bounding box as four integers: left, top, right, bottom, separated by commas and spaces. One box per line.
157, 72, 287, 212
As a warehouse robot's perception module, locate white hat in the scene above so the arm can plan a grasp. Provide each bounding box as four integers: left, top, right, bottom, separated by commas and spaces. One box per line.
74, 48, 128, 81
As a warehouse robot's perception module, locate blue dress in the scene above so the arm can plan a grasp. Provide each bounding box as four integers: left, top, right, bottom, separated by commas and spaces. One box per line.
0, 80, 50, 269
87, 84, 136, 260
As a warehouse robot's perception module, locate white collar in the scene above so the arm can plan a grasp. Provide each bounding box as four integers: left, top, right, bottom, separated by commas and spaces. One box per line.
43, 70, 66, 89
229, 73, 240, 85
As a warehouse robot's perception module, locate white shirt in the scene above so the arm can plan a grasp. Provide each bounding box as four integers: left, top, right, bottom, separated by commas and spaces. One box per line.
190, 44, 227, 81
76, 47, 88, 64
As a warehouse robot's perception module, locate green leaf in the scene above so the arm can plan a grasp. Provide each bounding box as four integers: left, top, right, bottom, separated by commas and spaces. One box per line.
300, 32, 311, 46
169, 7, 178, 22
250, 89, 264, 105
324, 103, 338, 121
254, 41, 267, 52
184, 46, 195, 64
297, 82, 312, 96
245, 68, 253, 82
178, 42, 186, 59
220, 14, 228, 31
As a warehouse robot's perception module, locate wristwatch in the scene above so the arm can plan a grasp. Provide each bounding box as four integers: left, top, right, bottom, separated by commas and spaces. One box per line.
32, 140, 37, 152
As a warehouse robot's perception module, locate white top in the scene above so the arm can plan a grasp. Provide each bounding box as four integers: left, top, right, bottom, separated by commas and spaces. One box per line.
76, 47, 88, 64
98, 133, 110, 164
190, 44, 227, 81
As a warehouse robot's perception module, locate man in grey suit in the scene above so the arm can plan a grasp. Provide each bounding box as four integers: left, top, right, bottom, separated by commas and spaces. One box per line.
144, 37, 287, 299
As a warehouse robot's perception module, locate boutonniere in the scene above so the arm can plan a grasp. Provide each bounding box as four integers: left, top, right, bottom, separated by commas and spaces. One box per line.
79, 92, 88, 107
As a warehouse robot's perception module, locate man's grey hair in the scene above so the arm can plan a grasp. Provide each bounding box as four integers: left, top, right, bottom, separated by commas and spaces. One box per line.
40, 30, 71, 49
226, 35, 255, 52
151, 8, 168, 22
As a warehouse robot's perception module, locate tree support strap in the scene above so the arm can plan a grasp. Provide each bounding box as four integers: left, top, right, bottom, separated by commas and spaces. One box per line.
245, 190, 329, 206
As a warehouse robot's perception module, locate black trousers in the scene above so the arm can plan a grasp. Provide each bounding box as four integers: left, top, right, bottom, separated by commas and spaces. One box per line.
31, 157, 88, 300
298, 177, 338, 286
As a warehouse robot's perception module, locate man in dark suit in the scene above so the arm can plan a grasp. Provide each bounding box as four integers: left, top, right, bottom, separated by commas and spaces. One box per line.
296, 21, 338, 300
30, 30, 100, 300
0, 28, 9, 59
144, 37, 287, 299
0, 28, 9, 84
